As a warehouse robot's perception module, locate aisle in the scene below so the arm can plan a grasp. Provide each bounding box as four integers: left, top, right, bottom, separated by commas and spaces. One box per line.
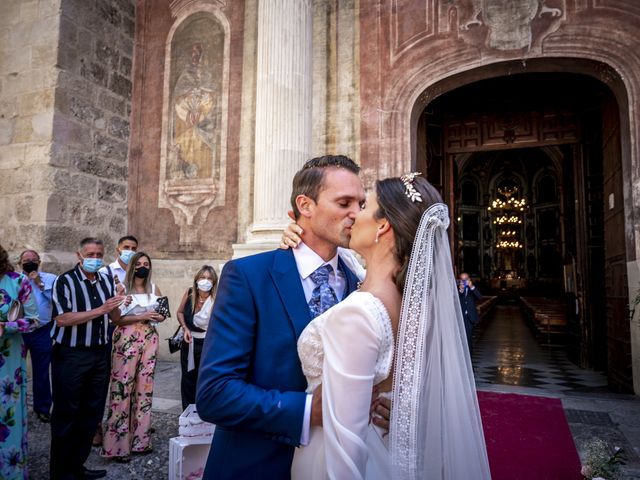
472, 304, 608, 393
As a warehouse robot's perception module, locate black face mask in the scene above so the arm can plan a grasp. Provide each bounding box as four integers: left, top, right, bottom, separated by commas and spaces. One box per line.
134, 267, 150, 279
23, 262, 39, 274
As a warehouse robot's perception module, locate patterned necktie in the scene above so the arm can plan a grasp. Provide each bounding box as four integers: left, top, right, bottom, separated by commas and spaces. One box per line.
308, 264, 338, 319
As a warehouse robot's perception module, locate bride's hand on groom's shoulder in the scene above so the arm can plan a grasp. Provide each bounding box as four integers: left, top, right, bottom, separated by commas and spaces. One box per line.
281, 213, 303, 250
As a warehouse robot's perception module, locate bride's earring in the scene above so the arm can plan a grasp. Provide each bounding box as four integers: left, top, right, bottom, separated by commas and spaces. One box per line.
375, 231, 380, 243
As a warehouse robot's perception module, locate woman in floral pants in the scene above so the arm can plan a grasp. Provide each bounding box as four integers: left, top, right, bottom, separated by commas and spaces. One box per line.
101, 252, 166, 462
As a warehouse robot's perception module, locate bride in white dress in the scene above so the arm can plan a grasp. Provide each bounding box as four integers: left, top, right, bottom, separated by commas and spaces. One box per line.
290, 174, 491, 479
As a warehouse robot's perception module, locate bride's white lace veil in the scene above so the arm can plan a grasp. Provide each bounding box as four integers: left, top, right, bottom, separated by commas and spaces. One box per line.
390, 202, 492, 479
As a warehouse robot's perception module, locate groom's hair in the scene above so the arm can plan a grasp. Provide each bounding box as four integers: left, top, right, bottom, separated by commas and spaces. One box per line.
290, 155, 360, 219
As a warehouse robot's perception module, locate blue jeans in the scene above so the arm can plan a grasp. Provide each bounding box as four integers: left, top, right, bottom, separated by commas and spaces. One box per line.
23, 323, 53, 414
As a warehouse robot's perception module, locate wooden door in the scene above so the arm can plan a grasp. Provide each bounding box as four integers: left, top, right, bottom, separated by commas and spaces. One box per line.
602, 91, 632, 392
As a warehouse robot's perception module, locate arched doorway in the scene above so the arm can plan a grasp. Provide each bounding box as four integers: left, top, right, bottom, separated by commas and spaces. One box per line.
416, 70, 632, 392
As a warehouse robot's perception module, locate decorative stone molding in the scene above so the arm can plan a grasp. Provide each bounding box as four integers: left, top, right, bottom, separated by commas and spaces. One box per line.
159, 3, 230, 247
459, 0, 564, 51
388, 0, 565, 66
170, 0, 226, 19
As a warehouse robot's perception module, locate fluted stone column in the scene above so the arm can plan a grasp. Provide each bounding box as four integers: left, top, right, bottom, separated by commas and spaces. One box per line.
235, 0, 313, 256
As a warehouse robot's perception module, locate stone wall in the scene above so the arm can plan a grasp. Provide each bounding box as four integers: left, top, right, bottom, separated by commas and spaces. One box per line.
0, 0, 61, 258
1, 0, 135, 271
46, 0, 135, 270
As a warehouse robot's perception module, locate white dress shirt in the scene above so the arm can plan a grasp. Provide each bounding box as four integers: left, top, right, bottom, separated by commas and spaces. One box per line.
292, 242, 346, 304
99, 260, 127, 284
291, 242, 346, 445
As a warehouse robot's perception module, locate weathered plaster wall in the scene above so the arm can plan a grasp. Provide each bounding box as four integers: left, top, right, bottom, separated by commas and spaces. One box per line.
128, 0, 244, 260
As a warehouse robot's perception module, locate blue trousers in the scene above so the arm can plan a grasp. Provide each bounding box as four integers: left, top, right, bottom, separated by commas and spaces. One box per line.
23, 323, 53, 414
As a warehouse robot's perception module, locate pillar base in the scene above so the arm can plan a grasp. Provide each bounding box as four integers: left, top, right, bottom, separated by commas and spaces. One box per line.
232, 241, 280, 259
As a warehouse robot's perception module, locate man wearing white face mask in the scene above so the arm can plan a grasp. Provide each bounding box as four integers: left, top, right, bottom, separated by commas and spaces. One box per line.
99, 235, 139, 294
176, 265, 218, 410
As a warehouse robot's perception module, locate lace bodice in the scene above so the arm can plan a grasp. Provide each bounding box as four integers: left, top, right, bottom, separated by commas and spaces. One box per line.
297, 291, 394, 393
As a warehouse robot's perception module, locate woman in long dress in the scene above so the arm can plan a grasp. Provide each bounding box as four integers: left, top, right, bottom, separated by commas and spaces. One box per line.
289, 175, 491, 479
0, 244, 39, 480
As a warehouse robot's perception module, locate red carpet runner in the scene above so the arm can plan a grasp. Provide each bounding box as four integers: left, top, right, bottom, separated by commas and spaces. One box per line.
477, 391, 582, 480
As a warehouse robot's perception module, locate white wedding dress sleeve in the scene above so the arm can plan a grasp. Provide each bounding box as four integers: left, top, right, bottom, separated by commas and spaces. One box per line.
322, 301, 380, 478
292, 292, 393, 480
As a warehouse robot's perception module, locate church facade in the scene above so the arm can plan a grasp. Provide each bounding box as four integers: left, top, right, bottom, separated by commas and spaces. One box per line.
2, 0, 640, 393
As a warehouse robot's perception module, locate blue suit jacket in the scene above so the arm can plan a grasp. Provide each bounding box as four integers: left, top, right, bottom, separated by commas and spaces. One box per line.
197, 248, 359, 479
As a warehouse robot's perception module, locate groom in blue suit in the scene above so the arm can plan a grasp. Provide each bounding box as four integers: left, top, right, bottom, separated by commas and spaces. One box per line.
197, 156, 365, 479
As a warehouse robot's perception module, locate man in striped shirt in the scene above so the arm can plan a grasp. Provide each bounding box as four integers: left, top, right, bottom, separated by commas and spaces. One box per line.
50, 237, 125, 480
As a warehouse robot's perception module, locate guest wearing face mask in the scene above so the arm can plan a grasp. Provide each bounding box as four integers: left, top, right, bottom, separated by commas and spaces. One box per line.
50, 238, 124, 480
99, 235, 139, 295
19, 249, 57, 423
94, 235, 138, 447
0, 244, 40, 480
101, 252, 166, 463
176, 265, 218, 410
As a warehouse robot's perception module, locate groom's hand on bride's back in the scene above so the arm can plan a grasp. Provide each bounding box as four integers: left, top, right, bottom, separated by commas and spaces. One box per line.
311, 383, 391, 432
370, 394, 391, 433
310, 384, 323, 426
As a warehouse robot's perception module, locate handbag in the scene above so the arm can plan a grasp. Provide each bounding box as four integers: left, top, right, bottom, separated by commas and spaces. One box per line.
155, 296, 172, 318
7, 299, 24, 322
167, 326, 183, 354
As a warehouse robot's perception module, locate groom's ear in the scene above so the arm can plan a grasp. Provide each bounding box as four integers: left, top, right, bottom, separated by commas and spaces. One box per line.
295, 194, 315, 219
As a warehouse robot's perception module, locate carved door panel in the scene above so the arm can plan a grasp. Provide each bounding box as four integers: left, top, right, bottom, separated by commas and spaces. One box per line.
418, 111, 458, 260
574, 108, 607, 372
602, 92, 632, 392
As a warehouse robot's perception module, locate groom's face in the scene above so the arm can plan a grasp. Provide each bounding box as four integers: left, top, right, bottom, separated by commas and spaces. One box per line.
307, 168, 365, 249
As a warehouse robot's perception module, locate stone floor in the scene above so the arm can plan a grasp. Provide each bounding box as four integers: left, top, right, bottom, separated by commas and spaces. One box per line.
26, 303, 640, 479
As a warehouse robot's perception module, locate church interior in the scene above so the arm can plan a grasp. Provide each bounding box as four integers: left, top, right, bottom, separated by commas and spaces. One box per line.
417, 71, 631, 392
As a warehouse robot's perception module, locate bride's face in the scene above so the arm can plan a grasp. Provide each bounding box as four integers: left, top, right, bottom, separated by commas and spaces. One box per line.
349, 191, 382, 254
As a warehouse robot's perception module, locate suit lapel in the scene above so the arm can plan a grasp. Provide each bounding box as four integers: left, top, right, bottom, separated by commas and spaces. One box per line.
338, 255, 360, 298
270, 249, 312, 339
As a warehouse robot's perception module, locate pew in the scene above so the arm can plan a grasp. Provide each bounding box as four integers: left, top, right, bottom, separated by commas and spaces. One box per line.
476, 295, 498, 320
519, 296, 568, 345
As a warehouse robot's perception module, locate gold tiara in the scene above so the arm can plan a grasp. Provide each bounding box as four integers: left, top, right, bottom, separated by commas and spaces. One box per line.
401, 172, 423, 203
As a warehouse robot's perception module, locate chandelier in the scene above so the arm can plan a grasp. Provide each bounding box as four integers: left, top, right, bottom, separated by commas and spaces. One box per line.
496, 240, 523, 249
494, 215, 522, 225
488, 186, 526, 250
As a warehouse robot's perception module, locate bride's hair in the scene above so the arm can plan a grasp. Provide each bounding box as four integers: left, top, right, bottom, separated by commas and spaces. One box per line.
375, 176, 443, 292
